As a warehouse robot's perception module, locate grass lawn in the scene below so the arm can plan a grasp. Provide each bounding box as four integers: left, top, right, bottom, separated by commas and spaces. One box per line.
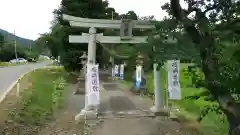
124, 63, 228, 135
10, 67, 67, 125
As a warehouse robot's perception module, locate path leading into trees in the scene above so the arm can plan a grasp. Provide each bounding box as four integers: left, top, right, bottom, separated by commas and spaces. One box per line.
38, 72, 200, 135
0, 61, 52, 102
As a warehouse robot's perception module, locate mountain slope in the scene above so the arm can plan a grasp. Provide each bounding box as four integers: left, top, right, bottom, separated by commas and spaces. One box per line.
0, 28, 33, 46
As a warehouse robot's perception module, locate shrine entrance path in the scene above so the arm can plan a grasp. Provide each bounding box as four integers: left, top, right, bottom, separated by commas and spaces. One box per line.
93, 73, 200, 135
38, 72, 200, 135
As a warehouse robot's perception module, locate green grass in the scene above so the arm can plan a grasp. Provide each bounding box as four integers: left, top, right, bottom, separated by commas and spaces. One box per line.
10, 67, 67, 125
125, 63, 228, 135
158, 64, 228, 135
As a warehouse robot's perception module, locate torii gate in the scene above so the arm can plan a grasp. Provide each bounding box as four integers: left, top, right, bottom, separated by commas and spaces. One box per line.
63, 14, 154, 64
62, 14, 164, 122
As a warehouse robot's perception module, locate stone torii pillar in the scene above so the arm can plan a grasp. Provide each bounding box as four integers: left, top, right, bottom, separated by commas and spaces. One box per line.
87, 27, 97, 64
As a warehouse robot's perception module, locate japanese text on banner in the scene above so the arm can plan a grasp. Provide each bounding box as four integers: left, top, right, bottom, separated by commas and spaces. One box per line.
167, 60, 181, 100
86, 64, 100, 105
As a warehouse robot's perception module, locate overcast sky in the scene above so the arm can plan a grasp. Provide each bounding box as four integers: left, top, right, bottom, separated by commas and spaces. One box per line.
0, 0, 183, 40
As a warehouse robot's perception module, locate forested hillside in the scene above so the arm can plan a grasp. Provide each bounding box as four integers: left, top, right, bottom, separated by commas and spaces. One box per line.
0, 28, 33, 46
0, 29, 43, 61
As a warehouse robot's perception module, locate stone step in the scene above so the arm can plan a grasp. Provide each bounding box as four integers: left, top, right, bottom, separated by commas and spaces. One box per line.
98, 110, 155, 119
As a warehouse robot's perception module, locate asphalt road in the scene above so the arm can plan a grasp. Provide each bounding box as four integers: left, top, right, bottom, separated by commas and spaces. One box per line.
0, 61, 52, 99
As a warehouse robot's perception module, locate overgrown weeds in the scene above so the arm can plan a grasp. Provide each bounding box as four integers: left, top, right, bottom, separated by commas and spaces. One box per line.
8, 67, 67, 126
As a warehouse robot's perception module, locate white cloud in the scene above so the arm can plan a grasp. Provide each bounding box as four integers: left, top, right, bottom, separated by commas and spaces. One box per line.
0, 0, 186, 40
108, 0, 169, 20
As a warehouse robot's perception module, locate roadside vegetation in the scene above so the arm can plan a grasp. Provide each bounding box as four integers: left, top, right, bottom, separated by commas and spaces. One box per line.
150, 64, 227, 135
2, 67, 68, 134
0, 62, 20, 67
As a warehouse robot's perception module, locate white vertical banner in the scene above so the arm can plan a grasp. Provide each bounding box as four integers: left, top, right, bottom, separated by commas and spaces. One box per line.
167, 60, 181, 100
86, 63, 100, 105
136, 65, 142, 82
120, 64, 124, 75
120, 64, 124, 80
114, 65, 119, 77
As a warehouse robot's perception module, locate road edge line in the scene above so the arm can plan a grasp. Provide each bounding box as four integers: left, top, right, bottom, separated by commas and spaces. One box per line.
0, 66, 59, 103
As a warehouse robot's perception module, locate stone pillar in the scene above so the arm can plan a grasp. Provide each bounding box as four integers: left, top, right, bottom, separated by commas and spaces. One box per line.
87, 27, 97, 64
153, 63, 161, 107
75, 27, 98, 124
150, 63, 169, 116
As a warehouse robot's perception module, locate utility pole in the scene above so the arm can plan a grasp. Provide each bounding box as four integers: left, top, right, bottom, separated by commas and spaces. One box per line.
14, 31, 18, 60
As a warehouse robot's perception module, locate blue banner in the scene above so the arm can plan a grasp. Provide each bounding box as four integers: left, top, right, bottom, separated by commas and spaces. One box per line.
135, 81, 141, 90
120, 73, 124, 80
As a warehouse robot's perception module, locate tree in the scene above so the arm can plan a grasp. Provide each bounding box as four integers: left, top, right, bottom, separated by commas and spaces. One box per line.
47, 0, 122, 71
161, 0, 240, 134
0, 33, 5, 54
0, 33, 4, 46
32, 37, 49, 56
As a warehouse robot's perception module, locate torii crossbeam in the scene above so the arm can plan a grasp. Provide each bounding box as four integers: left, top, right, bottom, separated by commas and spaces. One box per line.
63, 14, 155, 29
63, 14, 155, 64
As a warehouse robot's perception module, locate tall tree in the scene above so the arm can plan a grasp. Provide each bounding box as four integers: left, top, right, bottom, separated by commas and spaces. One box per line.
0, 33, 5, 51
48, 0, 117, 71
161, 0, 240, 134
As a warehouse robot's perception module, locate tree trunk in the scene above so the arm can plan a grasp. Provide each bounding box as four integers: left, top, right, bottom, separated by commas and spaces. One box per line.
199, 39, 240, 135
226, 105, 240, 135
217, 99, 240, 135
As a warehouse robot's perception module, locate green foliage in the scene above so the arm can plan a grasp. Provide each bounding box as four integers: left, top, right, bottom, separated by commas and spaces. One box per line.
29, 0, 240, 132
0, 33, 4, 47
148, 64, 228, 134
157, 0, 240, 133
24, 51, 39, 61
33, 0, 125, 71
0, 32, 41, 62
10, 68, 67, 125
60, 49, 83, 71
123, 63, 228, 134
0, 43, 27, 61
